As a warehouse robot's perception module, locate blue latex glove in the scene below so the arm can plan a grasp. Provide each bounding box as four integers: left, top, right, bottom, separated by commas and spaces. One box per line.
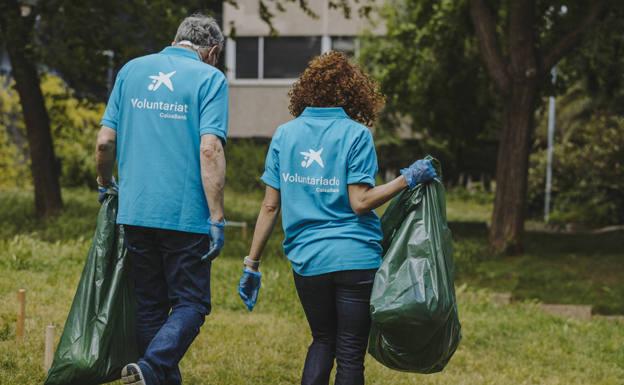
202, 219, 225, 261
97, 178, 118, 203
400, 159, 437, 189
238, 267, 261, 311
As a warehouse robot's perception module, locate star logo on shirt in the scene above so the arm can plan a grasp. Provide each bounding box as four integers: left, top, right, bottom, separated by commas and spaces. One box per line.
147, 71, 176, 92
300, 148, 325, 168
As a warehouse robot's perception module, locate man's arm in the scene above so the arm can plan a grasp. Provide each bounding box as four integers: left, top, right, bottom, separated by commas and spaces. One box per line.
200, 134, 226, 222
96, 126, 117, 186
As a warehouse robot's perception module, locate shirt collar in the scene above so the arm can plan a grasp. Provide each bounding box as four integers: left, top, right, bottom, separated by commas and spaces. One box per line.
160, 46, 201, 61
300, 107, 349, 119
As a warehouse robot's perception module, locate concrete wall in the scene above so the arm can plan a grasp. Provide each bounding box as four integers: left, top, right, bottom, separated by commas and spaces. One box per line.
223, 0, 385, 138
228, 83, 293, 138
224, 0, 385, 37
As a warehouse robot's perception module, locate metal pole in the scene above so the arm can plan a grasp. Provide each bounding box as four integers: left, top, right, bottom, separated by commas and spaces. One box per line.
321, 0, 331, 53
544, 66, 557, 222
101, 50, 115, 95
107, 55, 113, 95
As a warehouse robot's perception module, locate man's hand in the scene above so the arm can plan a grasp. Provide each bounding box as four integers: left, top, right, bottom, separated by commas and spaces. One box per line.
96, 126, 117, 193
97, 177, 118, 203
202, 219, 225, 261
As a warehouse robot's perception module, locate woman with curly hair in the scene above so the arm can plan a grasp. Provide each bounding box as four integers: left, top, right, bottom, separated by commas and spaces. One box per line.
238, 51, 436, 385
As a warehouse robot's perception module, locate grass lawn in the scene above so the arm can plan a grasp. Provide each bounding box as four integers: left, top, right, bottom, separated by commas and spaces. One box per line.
445, 191, 624, 315
0, 188, 623, 385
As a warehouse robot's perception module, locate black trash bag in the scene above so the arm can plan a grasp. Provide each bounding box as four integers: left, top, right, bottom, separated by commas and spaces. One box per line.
45, 193, 138, 385
368, 158, 461, 373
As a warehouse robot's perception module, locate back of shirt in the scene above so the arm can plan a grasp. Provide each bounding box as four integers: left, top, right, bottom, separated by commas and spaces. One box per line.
262, 107, 383, 276
101, 46, 228, 234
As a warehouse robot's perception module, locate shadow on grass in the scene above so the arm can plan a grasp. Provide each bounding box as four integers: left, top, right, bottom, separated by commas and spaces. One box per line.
447, 220, 624, 315
448, 221, 489, 239
524, 230, 624, 257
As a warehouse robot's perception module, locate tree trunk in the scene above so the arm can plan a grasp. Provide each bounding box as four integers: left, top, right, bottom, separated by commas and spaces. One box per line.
469, 0, 604, 254
1, 3, 63, 217
489, 82, 537, 254
9, 49, 63, 216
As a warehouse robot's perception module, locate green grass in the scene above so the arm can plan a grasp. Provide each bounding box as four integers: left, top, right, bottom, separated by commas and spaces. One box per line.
446, 188, 494, 223
444, 189, 624, 315
454, 230, 624, 314
0, 188, 623, 384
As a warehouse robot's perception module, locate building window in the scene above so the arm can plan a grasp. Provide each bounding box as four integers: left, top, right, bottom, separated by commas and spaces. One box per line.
263, 37, 321, 79
235, 37, 259, 79
331, 36, 357, 57
229, 36, 358, 81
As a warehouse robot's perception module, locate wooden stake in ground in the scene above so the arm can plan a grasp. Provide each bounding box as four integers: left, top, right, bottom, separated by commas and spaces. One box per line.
241, 221, 248, 240
16, 289, 26, 341
44, 324, 55, 372
227, 221, 249, 240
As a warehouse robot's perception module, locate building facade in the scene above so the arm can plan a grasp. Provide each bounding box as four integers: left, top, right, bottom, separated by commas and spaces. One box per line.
223, 0, 384, 137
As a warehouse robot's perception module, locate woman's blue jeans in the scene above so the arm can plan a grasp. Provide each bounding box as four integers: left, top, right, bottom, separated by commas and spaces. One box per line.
294, 269, 377, 385
125, 225, 212, 385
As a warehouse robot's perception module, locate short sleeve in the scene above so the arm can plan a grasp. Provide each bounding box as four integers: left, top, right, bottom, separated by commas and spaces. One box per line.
199, 73, 229, 143
347, 128, 378, 186
100, 64, 130, 130
261, 127, 282, 190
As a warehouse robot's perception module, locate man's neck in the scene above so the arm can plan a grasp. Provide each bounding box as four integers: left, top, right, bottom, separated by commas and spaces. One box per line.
173, 43, 203, 61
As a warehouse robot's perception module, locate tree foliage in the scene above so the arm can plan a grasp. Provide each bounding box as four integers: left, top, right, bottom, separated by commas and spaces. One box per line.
35, 0, 375, 98
0, 0, 227, 216
0, 75, 104, 188
360, 0, 499, 183
34, 0, 222, 100
557, 5, 624, 114
529, 112, 624, 226
527, 6, 624, 226
0, 79, 27, 187
364, 0, 623, 250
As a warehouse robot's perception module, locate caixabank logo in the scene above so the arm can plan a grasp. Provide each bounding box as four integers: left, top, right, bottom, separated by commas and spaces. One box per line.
280, 147, 340, 193
300, 148, 324, 168
148, 71, 176, 91
129, 70, 189, 121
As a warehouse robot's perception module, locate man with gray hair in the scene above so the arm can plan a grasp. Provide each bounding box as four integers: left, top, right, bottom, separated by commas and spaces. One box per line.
95, 14, 228, 385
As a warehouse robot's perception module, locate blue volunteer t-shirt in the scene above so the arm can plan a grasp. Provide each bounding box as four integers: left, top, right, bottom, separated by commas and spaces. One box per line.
262, 107, 383, 276
101, 46, 228, 234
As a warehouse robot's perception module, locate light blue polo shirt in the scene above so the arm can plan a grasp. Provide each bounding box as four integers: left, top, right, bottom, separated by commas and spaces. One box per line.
101, 46, 228, 234
262, 107, 383, 276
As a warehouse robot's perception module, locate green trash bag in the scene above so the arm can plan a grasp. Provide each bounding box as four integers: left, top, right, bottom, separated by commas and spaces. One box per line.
368, 159, 461, 373
45, 193, 138, 385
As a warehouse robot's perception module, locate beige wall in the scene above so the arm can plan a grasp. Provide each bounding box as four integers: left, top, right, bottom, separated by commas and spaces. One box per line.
224, 0, 385, 37
228, 84, 292, 137
224, 0, 385, 138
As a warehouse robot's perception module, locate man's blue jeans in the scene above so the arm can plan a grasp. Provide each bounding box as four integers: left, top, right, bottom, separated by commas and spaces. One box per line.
125, 225, 212, 385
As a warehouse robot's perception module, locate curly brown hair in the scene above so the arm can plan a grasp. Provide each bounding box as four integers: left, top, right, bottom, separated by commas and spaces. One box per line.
288, 51, 385, 127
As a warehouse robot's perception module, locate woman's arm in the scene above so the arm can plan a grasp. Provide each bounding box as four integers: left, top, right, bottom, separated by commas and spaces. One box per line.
245, 186, 281, 270
348, 176, 408, 215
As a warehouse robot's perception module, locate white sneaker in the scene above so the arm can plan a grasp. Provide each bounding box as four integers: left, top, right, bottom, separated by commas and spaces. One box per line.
121, 363, 146, 385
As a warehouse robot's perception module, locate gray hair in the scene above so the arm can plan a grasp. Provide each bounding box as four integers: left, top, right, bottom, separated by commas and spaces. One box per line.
174, 14, 224, 49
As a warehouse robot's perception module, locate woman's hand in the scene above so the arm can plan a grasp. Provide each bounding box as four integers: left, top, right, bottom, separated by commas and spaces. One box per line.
400, 159, 437, 189
348, 159, 437, 215
238, 267, 262, 311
